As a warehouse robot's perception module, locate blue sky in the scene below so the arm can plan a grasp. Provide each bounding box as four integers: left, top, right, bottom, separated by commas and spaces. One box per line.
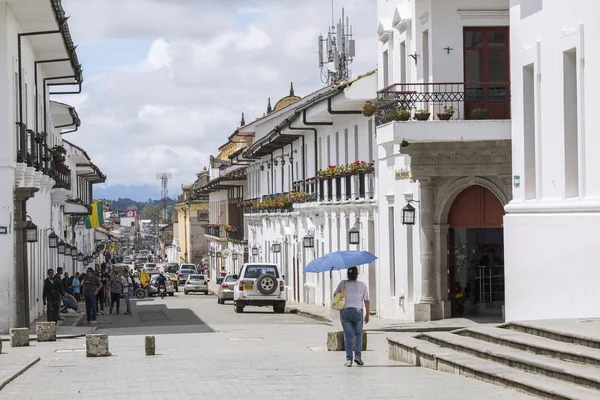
59, 0, 377, 200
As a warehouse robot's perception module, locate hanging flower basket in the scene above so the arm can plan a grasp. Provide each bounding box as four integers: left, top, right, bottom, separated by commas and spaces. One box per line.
362, 101, 377, 117
437, 106, 455, 121
414, 110, 431, 121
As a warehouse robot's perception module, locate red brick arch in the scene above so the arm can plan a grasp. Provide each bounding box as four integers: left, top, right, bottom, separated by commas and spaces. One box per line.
448, 185, 504, 229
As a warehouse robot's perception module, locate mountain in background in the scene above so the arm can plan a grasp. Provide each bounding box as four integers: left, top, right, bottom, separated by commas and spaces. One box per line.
94, 184, 180, 202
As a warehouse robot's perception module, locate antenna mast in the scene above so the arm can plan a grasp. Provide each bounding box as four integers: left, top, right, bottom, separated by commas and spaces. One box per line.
318, 5, 356, 85
156, 172, 172, 223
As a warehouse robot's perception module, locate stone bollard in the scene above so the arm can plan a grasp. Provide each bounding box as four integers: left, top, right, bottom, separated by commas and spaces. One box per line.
86, 334, 110, 357
36, 322, 57, 342
327, 331, 368, 352
145, 336, 155, 356
10, 328, 30, 347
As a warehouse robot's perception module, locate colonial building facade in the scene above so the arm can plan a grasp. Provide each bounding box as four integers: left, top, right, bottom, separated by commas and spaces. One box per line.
175, 170, 209, 265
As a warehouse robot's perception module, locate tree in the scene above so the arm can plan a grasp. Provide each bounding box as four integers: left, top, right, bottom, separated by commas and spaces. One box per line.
139, 204, 161, 223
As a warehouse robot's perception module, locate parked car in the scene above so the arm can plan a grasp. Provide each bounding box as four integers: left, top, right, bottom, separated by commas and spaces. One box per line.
135, 257, 149, 267
184, 274, 209, 295
148, 275, 175, 297
165, 263, 179, 273
178, 269, 195, 285
143, 263, 160, 273
180, 263, 197, 273
166, 273, 179, 292
123, 256, 132, 264
217, 274, 238, 304
233, 264, 285, 313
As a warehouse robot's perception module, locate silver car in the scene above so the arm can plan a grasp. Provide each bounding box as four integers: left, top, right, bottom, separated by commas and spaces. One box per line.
217, 274, 238, 304
148, 275, 175, 297
184, 274, 209, 295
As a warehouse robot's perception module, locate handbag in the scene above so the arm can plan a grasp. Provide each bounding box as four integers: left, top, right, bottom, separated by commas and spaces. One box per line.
332, 280, 347, 310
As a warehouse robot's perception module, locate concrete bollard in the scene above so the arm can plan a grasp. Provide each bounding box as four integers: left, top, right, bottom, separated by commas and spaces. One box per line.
36, 322, 57, 342
10, 328, 30, 347
145, 336, 155, 356
86, 334, 110, 357
327, 331, 367, 352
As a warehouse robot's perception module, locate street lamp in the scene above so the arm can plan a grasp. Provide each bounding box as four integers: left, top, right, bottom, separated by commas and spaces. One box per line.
402, 201, 417, 225
272, 243, 281, 253
303, 234, 314, 249
232, 253, 238, 261
77, 252, 84, 262
57, 240, 66, 255
25, 217, 38, 243
71, 246, 77, 258
252, 247, 259, 256
48, 232, 58, 248
348, 224, 360, 245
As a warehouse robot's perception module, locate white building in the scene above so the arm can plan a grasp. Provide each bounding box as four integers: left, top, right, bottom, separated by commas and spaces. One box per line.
504, 0, 600, 321
0, 0, 102, 332
239, 75, 378, 308
375, 0, 511, 321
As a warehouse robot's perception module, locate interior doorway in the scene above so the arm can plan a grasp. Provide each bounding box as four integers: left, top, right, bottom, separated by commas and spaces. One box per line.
447, 185, 505, 317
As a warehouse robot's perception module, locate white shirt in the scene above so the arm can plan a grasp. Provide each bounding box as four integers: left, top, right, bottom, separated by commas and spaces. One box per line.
121, 276, 133, 294
335, 280, 369, 309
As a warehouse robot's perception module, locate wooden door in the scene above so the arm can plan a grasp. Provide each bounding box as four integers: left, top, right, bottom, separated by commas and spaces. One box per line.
463, 27, 510, 119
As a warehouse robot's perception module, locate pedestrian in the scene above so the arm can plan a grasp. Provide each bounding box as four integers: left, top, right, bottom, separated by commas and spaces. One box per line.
97, 271, 108, 315
333, 266, 370, 367
43, 269, 61, 322
121, 269, 134, 315
61, 271, 73, 296
101, 260, 107, 273
55, 267, 64, 321
72, 272, 81, 303
81, 267, 103, 324
109, 270, 122, 314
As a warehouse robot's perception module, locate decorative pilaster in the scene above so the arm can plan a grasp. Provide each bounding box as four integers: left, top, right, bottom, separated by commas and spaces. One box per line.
419, 182, 436, 304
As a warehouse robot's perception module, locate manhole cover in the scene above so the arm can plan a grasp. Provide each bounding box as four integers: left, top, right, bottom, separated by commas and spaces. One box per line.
55, 349, 85, 353
228, 337, 264, 341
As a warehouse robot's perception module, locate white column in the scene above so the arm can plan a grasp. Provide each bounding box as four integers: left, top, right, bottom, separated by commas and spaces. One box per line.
419, 182, 436, 304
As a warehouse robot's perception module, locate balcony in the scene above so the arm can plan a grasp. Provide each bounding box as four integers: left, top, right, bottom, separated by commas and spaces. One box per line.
375, 82, 511, 144
225, 227, 244, 241
203, 224, 224, 239
53, 164, 72, 190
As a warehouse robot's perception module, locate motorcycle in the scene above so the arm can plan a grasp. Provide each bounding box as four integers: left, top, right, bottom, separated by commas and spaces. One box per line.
133, 281, 146, 299
159, 284, 166, 299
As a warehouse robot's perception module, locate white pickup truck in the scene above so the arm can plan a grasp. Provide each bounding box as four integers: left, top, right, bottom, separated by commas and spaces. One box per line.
233, 263, 286, 313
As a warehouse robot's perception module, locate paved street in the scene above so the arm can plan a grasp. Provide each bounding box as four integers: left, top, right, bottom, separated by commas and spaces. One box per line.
1, 293, 534, 399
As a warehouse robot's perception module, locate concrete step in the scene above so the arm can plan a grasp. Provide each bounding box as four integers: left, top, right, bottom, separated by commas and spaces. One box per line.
388, 333, 600, 400
504, 321, 600, 349
418, 331, 600, 391
457, 326, 600, 367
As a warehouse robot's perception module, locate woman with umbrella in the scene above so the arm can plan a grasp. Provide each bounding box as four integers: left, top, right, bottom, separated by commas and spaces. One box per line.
305, 250, 376, 367
334, 266, 370, 367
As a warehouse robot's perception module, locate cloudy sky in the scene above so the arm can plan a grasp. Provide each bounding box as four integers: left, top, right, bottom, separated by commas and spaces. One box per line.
58, 0, 377, 200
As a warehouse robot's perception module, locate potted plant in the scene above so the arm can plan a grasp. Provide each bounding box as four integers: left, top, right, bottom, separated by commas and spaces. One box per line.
394, 108, 411, 122
437, 106, 455, 121
414, 109, 431, 121
471, 108, 488, 120
362, 100, 377, 117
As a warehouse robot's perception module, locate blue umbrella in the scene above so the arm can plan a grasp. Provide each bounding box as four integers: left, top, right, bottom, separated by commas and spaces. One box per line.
304, 251, 377, 273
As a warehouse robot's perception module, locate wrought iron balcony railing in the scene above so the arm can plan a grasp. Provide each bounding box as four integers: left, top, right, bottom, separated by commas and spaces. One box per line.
292, 170, 375, 204
375, 82, 511, 126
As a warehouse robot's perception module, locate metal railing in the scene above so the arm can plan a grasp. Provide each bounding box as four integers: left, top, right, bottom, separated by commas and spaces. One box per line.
53, 164, 71, 189
375, 82, 511, 125
292, 170, 375, 203
226, 229, 244, 241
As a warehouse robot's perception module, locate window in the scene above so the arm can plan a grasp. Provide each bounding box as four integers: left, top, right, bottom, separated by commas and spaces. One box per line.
382, 50, 389, 87
563, 49, 579, 198
197, 210, 208, 221
523, 64, 536, 199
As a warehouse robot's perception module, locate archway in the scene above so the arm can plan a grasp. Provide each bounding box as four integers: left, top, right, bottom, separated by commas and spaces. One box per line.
447, 185, 505, 317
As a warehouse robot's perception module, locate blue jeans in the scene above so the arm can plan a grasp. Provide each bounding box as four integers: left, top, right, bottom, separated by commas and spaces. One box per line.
85, 295, 97, 322
340, 307, 363, 360
124, 292, 131, 313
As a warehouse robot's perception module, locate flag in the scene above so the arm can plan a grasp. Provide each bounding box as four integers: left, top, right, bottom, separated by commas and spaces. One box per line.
84, 201, 105, 229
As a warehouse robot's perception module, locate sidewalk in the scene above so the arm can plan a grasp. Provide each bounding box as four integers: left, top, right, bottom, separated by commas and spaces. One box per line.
285, 302, 502, 332
0, 313, 95, 342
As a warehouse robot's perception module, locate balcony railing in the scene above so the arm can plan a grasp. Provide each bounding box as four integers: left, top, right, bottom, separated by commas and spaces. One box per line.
53, 164, 72, 190
293, 170, 375, 204
226, 229, 244, 241
375, 82, 511, 126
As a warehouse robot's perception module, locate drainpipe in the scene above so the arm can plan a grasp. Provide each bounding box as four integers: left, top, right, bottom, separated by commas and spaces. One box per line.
281, 149, 285, 193
327, 98, 363, 115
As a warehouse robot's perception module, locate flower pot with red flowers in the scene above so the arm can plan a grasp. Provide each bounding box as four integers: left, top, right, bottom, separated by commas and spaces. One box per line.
414, 109, 430, 121
437, 106, 455, 121
362, 100, 377, 117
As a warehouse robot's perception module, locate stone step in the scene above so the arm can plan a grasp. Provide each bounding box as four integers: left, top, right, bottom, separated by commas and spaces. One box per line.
388, 333, 600, 400
457, 326, 600, 367
504, 321, 600, 350
418, 331, 600, 391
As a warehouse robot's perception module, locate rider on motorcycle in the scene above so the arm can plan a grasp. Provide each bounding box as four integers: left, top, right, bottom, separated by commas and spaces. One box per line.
156, 272, 167, 291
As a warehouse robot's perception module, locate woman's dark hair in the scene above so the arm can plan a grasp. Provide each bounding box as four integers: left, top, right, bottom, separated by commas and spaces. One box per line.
347, 267, 358, 281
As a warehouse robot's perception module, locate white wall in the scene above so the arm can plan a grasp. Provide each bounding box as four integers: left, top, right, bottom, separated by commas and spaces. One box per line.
505, 0, 600, 321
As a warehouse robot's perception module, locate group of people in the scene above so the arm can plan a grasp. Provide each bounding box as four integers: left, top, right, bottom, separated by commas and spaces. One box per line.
42, 263, 136, 324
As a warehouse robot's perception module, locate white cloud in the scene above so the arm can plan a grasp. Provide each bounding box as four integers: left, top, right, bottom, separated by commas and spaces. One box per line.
60, 0, 377, 196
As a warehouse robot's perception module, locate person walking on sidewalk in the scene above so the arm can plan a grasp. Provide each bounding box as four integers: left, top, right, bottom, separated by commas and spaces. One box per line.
333, 266, 370, 367
82, 267, 102, 324
97, 271, 108, 315
121, 269, 134, 315
72, 272, 81, 303
109, 270, 122, 314
43, 269, 61, 322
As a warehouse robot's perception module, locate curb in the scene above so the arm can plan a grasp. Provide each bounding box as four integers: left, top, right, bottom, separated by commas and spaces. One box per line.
286, 308, 334, 325
366, 326, 467, 333
0, 357, 40, 392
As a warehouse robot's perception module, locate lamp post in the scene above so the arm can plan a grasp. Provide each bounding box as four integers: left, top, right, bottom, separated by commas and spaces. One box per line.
25, 217, 38, 243
401, 201, 418, 225
348, 224, 360, 246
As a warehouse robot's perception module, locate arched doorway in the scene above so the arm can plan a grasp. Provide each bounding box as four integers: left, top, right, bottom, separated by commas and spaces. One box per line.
447, 185, 505, 317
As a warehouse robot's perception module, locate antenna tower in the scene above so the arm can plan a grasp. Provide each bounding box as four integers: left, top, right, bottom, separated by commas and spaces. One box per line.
318, 2, 356, 85
156, 172, 172, 223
